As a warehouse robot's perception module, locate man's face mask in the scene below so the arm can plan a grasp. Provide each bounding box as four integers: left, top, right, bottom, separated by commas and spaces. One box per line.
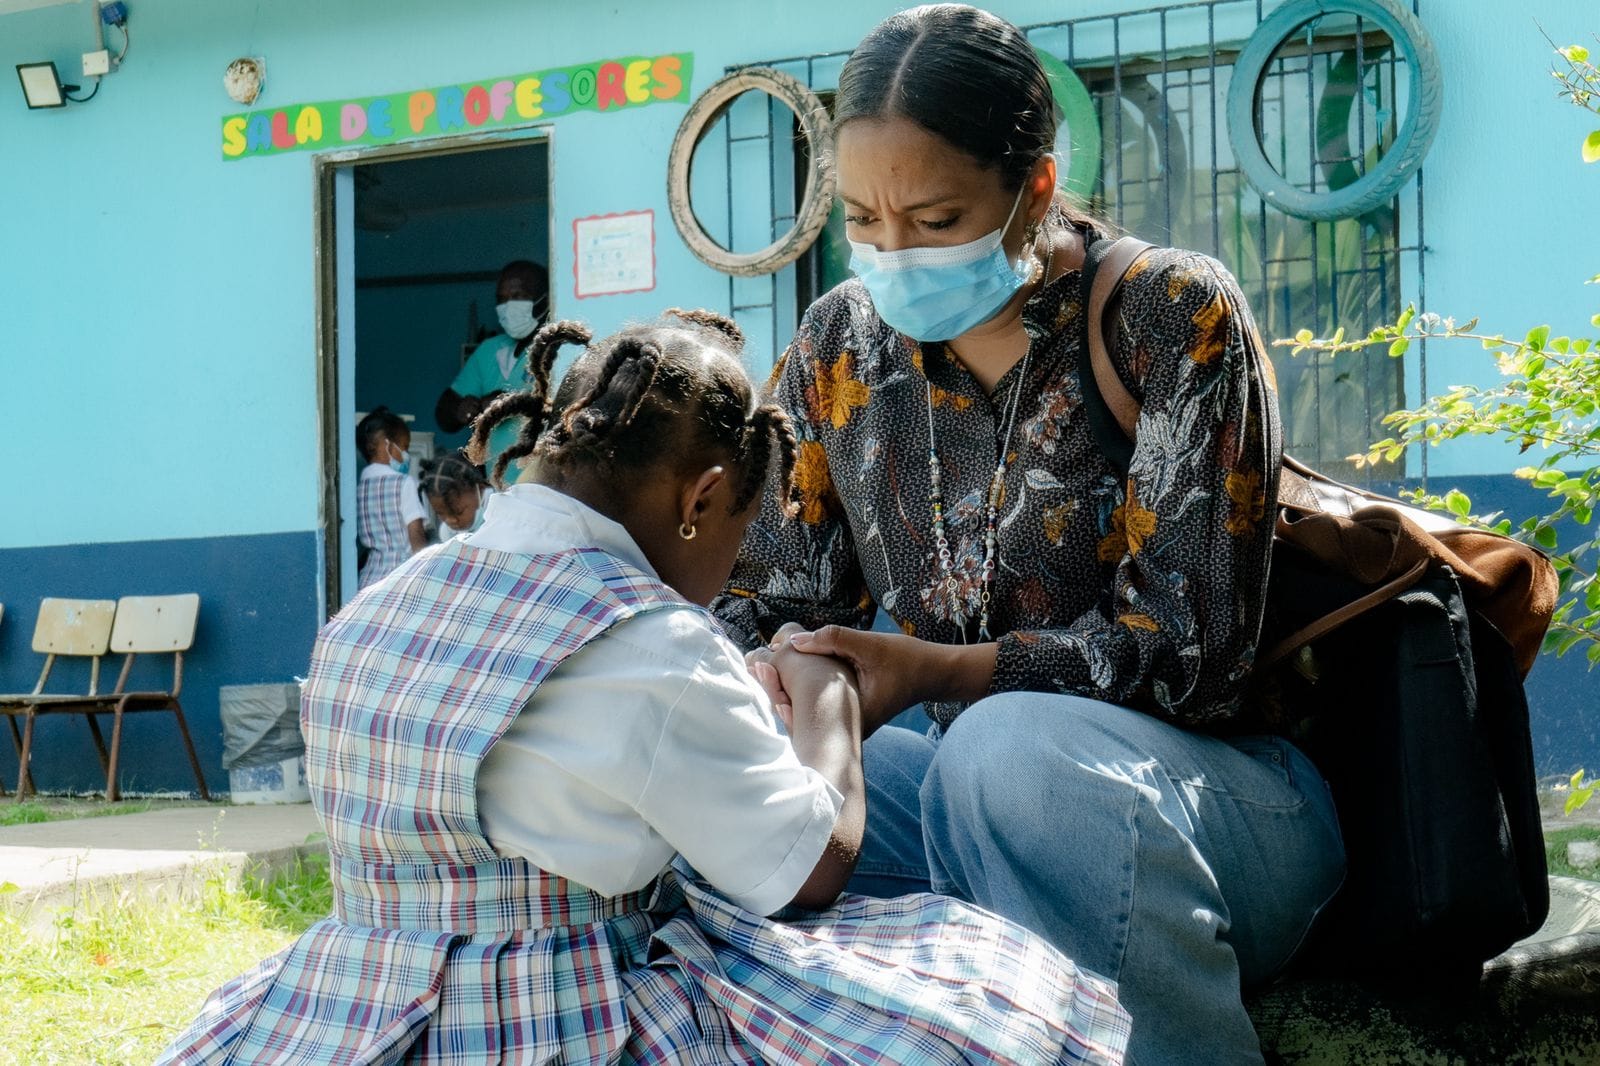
496, 299, 541, 340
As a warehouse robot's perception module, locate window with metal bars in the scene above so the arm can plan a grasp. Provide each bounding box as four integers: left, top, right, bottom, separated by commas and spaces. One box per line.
709, 0, 1425, 481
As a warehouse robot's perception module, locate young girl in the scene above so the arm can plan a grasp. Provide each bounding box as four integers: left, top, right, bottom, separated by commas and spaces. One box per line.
157, 312, 1129, 1065
355, 406, 428, 588
418, 448, 492, 539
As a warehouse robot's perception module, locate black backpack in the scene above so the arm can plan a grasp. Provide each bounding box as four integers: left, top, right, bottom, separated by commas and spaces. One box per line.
1079, 235, 1554, 980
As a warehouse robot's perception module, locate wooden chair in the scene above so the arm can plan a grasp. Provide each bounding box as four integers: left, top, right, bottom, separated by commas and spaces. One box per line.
0, 597, 118, 799
19, 594, 211, 802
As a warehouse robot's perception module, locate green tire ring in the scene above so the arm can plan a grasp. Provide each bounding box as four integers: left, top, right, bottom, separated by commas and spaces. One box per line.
1226, 0, 1443, 221
1035, 48, 1102, 199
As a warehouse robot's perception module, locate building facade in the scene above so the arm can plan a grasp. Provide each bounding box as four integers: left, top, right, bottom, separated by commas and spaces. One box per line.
1, 0, 1594, 793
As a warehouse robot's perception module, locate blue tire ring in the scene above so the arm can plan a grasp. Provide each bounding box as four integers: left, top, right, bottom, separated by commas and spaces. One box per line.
1226, 0, 1443, 221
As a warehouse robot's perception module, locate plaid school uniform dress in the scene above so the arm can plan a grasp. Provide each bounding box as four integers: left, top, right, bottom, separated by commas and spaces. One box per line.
158, 540, 1131, 1066
357, 468, 413, 589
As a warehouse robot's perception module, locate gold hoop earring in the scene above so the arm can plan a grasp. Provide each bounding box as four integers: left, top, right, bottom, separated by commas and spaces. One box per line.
678, 523, 697, 541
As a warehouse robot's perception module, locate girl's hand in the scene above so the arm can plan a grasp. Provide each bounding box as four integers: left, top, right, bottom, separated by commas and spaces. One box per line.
744, 622, 810, 727
786, 628, 998, 734
769, 638, 860, 713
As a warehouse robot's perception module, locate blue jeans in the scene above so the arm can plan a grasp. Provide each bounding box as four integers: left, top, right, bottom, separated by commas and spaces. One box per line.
847, 693, 1345, 1066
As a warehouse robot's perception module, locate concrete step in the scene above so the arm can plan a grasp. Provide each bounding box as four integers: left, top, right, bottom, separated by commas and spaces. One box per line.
0, 802, 325, 933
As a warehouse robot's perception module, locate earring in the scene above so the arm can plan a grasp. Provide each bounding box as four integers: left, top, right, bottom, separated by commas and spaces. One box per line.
1023, 217, 1042, 244
678, 523, 697, 541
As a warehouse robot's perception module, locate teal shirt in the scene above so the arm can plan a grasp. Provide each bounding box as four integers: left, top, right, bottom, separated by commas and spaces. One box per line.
452, 334, 528, 484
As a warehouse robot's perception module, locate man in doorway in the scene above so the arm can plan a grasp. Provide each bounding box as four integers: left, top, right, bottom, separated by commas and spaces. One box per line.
434, 259, 549, 484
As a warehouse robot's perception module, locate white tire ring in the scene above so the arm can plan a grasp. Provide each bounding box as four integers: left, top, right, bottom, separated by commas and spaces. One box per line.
667, 68, 836, 277
1226, 0, 1443, 221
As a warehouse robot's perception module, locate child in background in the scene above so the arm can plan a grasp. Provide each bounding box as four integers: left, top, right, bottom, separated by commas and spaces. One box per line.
418, 449, 492, 539
355, 407, 427, 589
157, 312, 1129, 1066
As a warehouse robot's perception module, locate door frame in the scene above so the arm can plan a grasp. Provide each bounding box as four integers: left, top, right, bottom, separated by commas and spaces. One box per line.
311, 126, 556, 619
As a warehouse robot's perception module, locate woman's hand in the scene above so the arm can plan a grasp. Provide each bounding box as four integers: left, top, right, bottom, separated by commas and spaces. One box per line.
786, 627, 999, 734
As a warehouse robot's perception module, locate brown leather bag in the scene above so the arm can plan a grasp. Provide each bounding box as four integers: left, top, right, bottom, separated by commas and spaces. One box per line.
1082, 236, 1557, 680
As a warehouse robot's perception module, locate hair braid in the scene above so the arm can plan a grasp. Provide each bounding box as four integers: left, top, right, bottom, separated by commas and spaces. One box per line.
467, 391, 548, 487
664, 307, 745, 351
561, 338, 662, 448
523, 320, 592, 397
466, 320, 591, 487
736, 402, 800, 516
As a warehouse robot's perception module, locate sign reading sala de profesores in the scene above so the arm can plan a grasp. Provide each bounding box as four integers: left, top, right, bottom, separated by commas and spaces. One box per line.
221, 53, 693, 160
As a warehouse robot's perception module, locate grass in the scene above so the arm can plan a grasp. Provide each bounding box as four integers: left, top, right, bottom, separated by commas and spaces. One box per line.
0, 854, 331, 1066
1545, 824, 1600, 880
0, 797, 224, 829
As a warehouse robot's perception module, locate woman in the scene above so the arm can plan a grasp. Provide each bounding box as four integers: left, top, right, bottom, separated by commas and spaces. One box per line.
716, 6, 1344, 1064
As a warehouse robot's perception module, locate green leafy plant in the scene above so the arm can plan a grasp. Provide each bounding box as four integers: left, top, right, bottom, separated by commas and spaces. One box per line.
1282, 301, 1600, 665
1568, 769, 1597, 816
1552, 37, 1600, 163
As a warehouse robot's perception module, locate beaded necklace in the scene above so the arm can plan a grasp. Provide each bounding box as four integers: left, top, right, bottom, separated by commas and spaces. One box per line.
926, 231, 1054, 642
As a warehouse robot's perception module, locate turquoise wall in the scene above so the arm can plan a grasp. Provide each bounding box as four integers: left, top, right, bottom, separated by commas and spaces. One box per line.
1, 0, 1596, 789
2, 0, 1593, 551
1408, 2, 1597, 479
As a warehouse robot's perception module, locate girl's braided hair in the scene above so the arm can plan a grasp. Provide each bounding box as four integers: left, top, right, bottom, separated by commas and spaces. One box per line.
417, 449, 489, 504
467, 309, 800, 517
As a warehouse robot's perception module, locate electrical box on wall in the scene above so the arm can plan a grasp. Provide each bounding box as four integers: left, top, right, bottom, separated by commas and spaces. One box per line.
82, 49, 110, 77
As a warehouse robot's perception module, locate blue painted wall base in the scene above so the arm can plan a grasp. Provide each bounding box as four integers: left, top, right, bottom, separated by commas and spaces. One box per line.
0, 532, 321, 796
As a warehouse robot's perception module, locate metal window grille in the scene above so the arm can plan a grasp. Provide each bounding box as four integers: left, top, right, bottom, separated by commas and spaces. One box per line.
702, 0, 1426, 481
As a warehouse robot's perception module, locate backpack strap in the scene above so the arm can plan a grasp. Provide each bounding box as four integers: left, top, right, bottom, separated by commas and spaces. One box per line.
1078, 235, 1155, 480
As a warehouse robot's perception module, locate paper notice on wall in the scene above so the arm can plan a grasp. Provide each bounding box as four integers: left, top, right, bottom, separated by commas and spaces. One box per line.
573, 211, 656, 299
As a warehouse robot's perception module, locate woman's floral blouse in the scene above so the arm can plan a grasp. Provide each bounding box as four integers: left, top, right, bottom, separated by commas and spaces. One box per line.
714, 229, 1283, 730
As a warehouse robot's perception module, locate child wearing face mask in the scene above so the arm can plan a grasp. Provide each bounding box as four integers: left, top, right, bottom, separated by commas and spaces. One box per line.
418, 449, 492, 540
434, 259, 550, 485
355, 407, 429, 590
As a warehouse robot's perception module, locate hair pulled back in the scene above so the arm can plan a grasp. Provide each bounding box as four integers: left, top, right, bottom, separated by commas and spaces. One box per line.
356, 406, 408, 464
469, 309, 799, 517
834, 4, 1058, 194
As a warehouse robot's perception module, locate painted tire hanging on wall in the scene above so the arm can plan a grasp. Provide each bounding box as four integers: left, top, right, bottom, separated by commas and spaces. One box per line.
667, 67, 835, 277
1033, 48, 1103, 200
1226, 0, 1443, 221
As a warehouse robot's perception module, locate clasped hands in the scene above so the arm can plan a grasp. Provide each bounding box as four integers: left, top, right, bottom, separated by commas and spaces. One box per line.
746, 623, 992, 735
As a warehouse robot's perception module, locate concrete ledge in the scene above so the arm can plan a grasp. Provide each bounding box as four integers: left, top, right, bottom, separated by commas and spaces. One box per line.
0, 803, 326, 934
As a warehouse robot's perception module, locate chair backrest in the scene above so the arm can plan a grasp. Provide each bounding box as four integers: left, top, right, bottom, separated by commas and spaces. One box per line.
110, 594, 200, 653
32, 598, 117, 657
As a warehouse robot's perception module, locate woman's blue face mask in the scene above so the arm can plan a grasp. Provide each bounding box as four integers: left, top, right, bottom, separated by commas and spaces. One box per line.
847, 185, 1033, 342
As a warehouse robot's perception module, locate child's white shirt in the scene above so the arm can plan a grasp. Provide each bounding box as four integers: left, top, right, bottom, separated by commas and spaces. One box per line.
358, 462, 426, 527
469, 484, 842, 917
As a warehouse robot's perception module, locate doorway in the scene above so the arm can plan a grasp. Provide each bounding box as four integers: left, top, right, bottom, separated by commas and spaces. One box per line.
315, 134, 552, 616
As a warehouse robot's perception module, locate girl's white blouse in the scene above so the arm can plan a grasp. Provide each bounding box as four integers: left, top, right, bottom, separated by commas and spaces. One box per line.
469, 484, 841, 917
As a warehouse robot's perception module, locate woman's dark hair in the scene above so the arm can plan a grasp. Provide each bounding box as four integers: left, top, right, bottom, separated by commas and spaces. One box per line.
467, 310, 799, 517
355, 406, 408, 464
418, 449, 489, 505
834, 4, 1060, 195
